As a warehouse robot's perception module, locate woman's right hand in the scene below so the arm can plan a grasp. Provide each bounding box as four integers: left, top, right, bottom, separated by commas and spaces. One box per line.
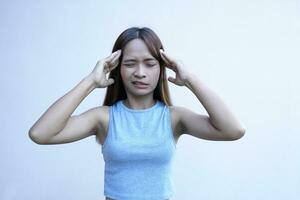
88, 49, 122, 88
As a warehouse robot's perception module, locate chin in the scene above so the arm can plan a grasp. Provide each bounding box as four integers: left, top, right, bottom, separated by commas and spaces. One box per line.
128, 88, 154, 96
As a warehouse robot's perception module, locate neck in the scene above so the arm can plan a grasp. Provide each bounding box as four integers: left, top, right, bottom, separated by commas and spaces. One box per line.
123, 98, 156, 110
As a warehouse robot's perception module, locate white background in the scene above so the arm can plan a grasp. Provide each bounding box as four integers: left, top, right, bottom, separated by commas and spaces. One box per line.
1, 0, 299, 199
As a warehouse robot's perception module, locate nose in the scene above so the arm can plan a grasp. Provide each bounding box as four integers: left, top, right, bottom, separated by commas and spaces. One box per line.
133, 64, 146, 78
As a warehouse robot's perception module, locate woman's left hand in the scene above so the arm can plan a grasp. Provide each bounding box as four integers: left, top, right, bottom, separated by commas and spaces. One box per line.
160, 49, 192, 86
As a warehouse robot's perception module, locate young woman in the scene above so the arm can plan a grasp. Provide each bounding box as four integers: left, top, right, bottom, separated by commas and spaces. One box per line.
29, 27, 246, 200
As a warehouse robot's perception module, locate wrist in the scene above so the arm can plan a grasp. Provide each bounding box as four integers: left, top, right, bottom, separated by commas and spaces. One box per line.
83, 75, 97, 92
184, 73, 197, 89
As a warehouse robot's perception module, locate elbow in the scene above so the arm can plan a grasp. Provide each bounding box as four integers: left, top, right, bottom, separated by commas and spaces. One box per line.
28, 130, 47, 145
231, 128, 246, 140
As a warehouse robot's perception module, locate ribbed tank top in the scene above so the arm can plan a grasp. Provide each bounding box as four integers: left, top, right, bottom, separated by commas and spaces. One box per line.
101, 99, 177, 200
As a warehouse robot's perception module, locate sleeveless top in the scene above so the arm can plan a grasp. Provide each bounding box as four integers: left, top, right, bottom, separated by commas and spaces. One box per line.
101, 99, 177, 200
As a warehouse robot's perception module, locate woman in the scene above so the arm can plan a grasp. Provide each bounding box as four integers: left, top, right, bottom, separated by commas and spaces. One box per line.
29, 27, 246, 200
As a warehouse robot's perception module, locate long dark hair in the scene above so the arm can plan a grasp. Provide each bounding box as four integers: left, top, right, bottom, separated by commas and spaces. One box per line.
102, 27, 173, 106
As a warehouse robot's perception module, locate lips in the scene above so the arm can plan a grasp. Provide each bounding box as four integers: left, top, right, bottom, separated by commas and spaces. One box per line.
132, 81, 148, 85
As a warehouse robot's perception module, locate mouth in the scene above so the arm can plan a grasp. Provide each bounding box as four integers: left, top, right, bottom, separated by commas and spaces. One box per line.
132, 81, 148, 85
132, 81, 149, 88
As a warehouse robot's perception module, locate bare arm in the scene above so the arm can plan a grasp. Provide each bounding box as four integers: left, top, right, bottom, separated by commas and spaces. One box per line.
28, 76, 97, 144
184, 75, 245, 139
28, 49, 122, 144
160, 49, 245, 141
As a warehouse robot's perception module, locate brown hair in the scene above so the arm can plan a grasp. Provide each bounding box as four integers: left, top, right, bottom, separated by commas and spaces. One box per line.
102, 26, 173, 106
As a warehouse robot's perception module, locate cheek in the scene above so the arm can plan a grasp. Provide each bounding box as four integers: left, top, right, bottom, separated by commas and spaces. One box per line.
156, 67, 161, 78
153, 68, 161, 83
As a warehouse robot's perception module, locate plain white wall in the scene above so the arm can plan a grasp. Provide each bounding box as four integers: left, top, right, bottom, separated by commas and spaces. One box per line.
1, 0, 299, 199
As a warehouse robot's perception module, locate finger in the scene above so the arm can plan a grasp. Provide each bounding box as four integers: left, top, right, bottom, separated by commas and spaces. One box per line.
104, 50, 121, 71
103, 63, 111, 73
108, 60, 120, 72
160, 49, 176, 66
111, 51, 122, 64
107, 78, 115, 85
108, 50, 121, 63
160, 53, 176, 71
160, 51, 176, 70
107, 54, 121, 71
161, 53, 172, 66
105, 50, 122, 63
104, 62, 117, 74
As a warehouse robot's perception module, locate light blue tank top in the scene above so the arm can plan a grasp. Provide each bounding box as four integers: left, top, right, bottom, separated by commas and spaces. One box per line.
101, 99, 177, 200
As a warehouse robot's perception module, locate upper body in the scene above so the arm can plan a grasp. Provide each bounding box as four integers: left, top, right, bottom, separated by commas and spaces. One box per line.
29, 27, 245, 200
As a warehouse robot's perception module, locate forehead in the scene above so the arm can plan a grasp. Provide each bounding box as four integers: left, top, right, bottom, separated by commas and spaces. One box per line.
122, 39, 155, 60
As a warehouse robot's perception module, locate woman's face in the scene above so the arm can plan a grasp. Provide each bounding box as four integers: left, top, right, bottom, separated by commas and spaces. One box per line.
120, 38, 160, 97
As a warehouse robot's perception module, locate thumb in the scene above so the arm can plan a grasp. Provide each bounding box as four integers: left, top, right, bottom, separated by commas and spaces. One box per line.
168, 76, 176, 83
107, 78, 115, 86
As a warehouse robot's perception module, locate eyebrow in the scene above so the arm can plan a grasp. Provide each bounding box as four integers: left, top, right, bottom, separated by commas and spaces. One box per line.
123, 58, 157, 63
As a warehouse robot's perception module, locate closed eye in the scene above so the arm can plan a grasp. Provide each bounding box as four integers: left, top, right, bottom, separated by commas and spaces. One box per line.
124, 64, 135, 67
124, 63, 156, 67
146, 64, 156, 67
